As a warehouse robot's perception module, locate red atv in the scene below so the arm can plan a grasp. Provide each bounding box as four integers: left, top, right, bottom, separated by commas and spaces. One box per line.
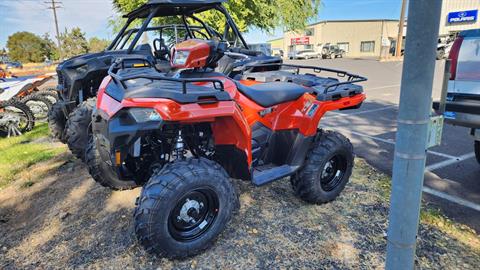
89, 39, 366, 258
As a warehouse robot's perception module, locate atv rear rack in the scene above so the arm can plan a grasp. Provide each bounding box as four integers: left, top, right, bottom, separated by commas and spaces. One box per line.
108, 58, 225, 94
240, 63, 367, 94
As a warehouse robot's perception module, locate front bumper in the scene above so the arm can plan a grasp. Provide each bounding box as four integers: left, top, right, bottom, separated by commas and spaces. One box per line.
92, 108, 163, 180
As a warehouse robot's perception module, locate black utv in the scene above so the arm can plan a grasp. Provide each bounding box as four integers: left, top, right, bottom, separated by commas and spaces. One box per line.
48, 0, 282, 160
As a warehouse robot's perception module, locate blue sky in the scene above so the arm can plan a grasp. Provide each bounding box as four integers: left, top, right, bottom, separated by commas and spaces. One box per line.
0, 0, 403, 49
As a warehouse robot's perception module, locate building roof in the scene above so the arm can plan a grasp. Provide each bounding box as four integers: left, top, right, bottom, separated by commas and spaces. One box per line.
309, 19, 399, 27
124, 0, 226, 18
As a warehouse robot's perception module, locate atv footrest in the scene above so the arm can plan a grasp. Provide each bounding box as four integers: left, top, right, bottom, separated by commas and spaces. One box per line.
252, 164, 299, 186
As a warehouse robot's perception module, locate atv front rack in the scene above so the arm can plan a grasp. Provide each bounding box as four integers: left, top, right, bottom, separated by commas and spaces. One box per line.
240, 63, 367, 94
108, 58, 225, 94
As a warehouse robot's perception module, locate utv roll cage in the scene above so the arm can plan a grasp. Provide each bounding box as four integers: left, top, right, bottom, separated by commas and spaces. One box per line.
107, 0, 248, 54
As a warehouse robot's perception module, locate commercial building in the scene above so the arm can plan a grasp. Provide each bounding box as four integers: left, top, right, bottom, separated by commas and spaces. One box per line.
269, 0, 479, 59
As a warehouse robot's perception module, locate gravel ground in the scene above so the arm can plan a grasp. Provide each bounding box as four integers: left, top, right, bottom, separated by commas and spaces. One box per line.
0, 153, 478, 269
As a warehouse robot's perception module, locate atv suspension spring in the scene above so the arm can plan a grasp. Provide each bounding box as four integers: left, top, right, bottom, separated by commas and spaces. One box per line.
173, 130, 186, 160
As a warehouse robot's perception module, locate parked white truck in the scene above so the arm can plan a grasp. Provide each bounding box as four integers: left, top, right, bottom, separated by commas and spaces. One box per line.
434, 29, 480, 164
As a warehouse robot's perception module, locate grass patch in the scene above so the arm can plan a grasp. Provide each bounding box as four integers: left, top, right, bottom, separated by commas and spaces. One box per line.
0, 123, 66, 189
373, 167, 480, 252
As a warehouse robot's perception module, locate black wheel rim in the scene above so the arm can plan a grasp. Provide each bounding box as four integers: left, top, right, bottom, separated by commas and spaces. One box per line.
168, 187, 219, 242
320, 154, 347, 192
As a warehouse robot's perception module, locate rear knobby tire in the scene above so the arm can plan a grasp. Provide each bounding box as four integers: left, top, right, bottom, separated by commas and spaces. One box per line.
85, 135, 138, 190
134, 157, 239, 259
36, 89, 59, 104
20, 93, 52, 122
475, 140, 480, 165
65, 98, 96, 161
48, 102, 67, 143
291, 130, 354, 204
0, 99, 35, 134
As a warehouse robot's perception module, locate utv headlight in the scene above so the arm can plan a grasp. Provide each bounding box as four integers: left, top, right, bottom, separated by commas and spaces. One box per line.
173, 50, 190, 65
129, 108, 162, 123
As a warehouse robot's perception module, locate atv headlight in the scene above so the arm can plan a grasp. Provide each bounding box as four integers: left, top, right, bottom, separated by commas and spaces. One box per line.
173, 50, 190, 65
129, 108, 162, 123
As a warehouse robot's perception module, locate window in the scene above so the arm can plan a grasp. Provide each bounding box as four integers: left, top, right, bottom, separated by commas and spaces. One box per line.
305, 28, 315, 36
304, 44, 313, 50
361, 41, 375, 52
337, 42, 350, 52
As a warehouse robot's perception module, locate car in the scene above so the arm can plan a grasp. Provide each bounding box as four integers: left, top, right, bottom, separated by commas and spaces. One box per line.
288, 50, 319, 60
272, 48, 284, 58
6, 62, 23, 69
433, 29, 480, 165
322, 44, 345, 59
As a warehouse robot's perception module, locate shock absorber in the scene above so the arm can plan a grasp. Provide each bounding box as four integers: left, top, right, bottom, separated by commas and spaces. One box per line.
173, 129, 186, 160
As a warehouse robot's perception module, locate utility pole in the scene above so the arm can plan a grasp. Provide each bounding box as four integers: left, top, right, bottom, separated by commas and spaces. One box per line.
395, 0, 407, 57
45, 0, 63, 59
386, 0, 443, 269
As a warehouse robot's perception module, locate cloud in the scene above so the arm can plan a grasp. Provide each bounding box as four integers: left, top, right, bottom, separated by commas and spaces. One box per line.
0, 0, 119, 48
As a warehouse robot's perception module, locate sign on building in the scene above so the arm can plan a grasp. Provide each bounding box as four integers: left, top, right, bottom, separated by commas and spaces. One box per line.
448, 10, 478, 24
291, 37, 310, 45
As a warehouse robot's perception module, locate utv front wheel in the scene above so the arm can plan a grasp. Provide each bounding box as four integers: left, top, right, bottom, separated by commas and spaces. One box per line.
85, 135, 138, 190
291, 130, 354, 204
475, 141, 480, 165
134, 158, 238, 259
65, 98, 96, 161
48, 102, 67, 143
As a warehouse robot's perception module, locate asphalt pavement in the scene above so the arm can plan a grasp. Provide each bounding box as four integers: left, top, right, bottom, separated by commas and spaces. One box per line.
287, 57, 480, 232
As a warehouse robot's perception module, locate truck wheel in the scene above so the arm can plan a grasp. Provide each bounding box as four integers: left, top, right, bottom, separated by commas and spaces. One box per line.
48, 102, 67, 143
475, 141, 480, 164
85, 135, 139, 190
20, 93, 52, 122
134, 157, 239, 258
65, 98, 96, 161
291, 130, 354, 204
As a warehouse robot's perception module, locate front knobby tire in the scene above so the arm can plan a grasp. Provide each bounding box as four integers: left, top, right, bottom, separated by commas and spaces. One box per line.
85, 135, 138, 190
65, 98, 96, 161
48, 102, 67, 143
134, 158, 239, 259
291, 130, 354, 204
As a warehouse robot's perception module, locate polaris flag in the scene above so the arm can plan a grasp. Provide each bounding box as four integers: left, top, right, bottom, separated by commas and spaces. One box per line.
448, 10, 478, 23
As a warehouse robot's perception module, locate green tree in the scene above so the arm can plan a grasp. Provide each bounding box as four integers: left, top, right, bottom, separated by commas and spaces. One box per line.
59, 27, 89, 58
88, 37, 110, 53
112, 0, 320, 33
40, 33, 59, 61
6, 32, 47, 63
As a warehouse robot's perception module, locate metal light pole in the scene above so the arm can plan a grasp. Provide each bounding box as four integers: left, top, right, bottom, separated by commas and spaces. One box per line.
386, 0, 443, 269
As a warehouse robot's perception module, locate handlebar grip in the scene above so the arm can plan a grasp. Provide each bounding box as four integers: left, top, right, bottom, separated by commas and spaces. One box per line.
230, 48, 262, 57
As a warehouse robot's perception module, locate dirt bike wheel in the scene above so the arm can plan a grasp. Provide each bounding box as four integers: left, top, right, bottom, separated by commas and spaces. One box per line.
65, 98, 96, 161
291, 130, 354, 204
36, 90, 59, 104
0, 99, 35, 137
20, 93, 52, 122
134, 157, 239, 259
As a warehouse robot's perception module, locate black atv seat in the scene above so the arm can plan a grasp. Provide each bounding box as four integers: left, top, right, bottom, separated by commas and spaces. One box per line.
235, 81, 310, 107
